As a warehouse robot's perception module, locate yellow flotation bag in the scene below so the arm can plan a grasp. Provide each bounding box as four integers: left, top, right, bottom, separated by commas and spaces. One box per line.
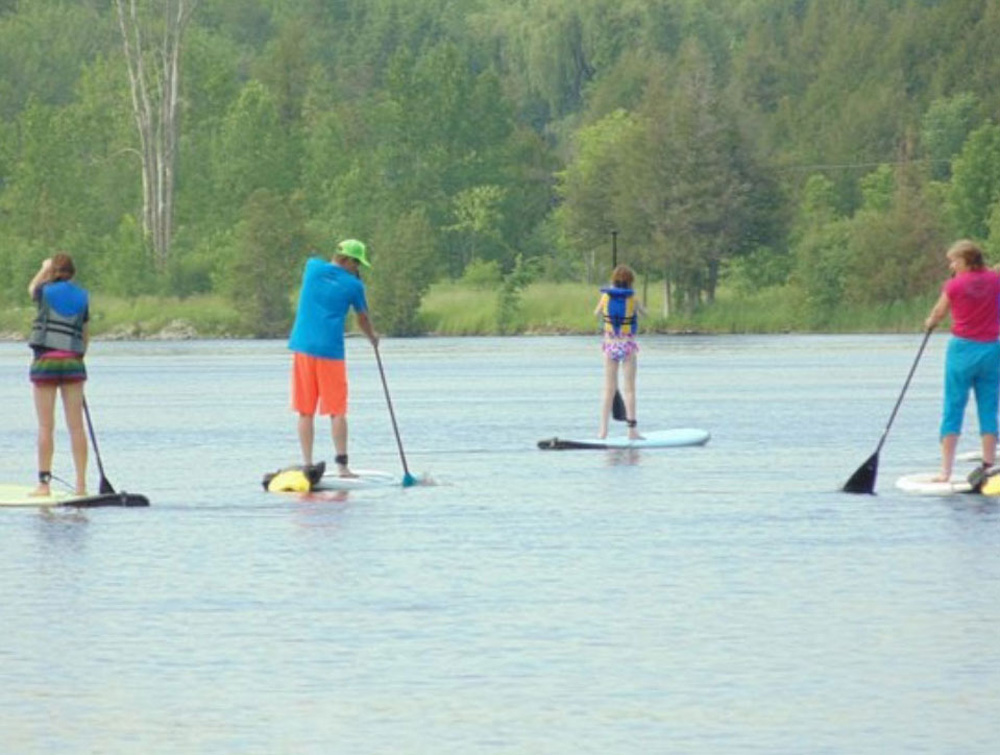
980, 473, 1000, 496
266, 469, 312, 493
262, 462, 326, 493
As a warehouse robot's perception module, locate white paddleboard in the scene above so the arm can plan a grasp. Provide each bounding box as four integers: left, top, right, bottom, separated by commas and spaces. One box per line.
957, 450, 984, 463
313, 470, 400, 491
538, 428, 710, 450
895, 473, 973, 495
0, 484, 149, 508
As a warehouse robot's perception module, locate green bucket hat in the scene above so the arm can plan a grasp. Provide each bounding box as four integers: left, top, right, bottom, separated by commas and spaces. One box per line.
337, 238, 371, 268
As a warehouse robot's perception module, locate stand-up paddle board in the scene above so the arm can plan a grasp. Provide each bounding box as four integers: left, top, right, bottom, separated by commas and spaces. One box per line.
263, 462, 401, 493
0, 484, 149, 508
314, 470, 400, 491
957, 450, 984, 463
538, 428, 710, 450
895, 473, 973, 495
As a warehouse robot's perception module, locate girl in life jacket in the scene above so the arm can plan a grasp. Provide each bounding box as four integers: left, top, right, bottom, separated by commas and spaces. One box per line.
27, 253, 90, 496
594, 264, 644, 440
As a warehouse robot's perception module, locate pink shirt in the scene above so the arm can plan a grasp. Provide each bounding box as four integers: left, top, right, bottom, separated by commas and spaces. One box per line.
944, 269, 1000, 341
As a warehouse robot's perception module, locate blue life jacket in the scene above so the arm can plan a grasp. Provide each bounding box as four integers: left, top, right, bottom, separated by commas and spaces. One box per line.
29, 281, 89, 354
600, 286, 637, 336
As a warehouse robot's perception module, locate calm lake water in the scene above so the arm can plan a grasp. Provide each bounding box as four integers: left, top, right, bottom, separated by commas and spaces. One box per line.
2, 334, 999, 754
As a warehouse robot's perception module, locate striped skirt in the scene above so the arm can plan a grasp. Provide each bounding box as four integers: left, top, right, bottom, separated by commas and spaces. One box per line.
30, 350, 87, 385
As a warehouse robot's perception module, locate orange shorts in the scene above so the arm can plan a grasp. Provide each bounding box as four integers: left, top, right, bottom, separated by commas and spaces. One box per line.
291, 353, 348, 416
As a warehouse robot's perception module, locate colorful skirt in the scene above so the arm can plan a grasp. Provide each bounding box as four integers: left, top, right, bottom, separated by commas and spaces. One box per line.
602, 335, 639, 362
30, 350, 87, 385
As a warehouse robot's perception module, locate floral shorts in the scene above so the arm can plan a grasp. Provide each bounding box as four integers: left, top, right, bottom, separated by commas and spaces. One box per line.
602, 336, 639, 362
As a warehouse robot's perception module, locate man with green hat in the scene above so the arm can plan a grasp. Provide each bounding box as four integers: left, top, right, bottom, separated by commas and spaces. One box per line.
287, 238, 378, 477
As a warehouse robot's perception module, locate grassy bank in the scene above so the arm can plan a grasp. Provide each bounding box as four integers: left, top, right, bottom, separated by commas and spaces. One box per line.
419, 281, 936, 335
0, 283, 937, 340
0, 294, 243, 340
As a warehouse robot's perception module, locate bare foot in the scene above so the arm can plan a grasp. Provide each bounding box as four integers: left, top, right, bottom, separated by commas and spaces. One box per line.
337, 466, 359, 479
75, 489, 88, 497
929, 472, 951, 483
29, 484, 51, 497
628, 432, 645, 441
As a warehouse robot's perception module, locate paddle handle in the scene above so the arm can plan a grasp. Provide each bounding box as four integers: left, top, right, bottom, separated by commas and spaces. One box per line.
874, 328, 933, 454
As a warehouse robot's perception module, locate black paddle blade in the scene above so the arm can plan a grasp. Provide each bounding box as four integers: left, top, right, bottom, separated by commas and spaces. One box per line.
843, 452, 878, 494
612, 390, 627, 421
98, 476, 116, 495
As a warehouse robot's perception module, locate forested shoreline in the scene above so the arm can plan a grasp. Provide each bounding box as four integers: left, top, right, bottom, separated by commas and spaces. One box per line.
3, 0, 1000, 337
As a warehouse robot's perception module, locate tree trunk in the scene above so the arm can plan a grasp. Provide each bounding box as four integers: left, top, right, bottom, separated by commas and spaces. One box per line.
114, 0, 197, 273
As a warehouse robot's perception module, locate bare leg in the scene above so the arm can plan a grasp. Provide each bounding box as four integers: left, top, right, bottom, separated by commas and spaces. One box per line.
331, 415, 356, 477
298, 413, 315, 467
935, 433, 959, 481
982, 433, 997, 467
598, 356, 617, 439
31, 383, 58, 496
60, 382, 88, 495
622, 353, 643, 440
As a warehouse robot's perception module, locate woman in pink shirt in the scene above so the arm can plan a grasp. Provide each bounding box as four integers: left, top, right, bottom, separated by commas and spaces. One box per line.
924, 240, 1000, 482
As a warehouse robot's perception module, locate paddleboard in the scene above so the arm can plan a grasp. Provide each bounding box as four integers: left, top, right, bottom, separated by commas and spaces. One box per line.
0, 484, 150, 508
895, 473, 973, 495
538, 428, 710, 450
957, 450, 984, 463
314, 470, 400, 491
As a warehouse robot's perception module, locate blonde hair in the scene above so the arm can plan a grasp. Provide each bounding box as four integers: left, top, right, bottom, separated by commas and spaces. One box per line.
611, 264, 635, 288
946, 239, 985, 271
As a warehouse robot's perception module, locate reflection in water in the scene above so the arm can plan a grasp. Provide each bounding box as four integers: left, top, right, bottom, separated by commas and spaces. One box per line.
604, 448, 642, 467
945, 496, 1000, 520
35, 507, 89, 555
292, 490, 350, 531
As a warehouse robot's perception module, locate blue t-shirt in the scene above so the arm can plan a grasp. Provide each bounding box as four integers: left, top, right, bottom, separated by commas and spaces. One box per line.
288, 258, 368, 360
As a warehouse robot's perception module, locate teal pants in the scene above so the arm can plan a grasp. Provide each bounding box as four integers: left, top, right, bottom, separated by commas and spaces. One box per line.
941, 336, 1000, 437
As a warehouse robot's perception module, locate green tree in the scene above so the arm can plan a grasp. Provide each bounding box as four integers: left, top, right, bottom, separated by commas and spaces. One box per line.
211, 79, 298, 230
948, 123, 1000, 239
921, 93, 979, 181
790, 174, 848, 328
555, 108, 638, 279
366, 210, 438, 336
225, 189, 308, 337
844, 164, 945, 307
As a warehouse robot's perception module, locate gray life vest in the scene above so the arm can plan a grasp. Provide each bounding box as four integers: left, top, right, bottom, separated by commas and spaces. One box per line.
29, 287, 88, 354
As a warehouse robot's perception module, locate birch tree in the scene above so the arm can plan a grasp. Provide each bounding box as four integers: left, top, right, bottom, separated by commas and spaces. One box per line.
113, 0, 198, 272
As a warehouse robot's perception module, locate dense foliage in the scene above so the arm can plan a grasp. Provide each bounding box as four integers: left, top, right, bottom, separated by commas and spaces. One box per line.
3, 0, 1000, 333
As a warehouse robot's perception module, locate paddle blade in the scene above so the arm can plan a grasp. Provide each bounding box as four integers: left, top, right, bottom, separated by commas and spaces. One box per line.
612, 390, 627, 421
98, 476, 116, 495
843, 452, 878, 494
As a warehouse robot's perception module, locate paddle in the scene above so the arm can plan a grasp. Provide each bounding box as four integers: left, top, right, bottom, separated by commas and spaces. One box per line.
82, 397, 115, 495
610, 230, 626, 422
373, 344, 418, 488
843, 328, 933, 494
612, 390, 627, 421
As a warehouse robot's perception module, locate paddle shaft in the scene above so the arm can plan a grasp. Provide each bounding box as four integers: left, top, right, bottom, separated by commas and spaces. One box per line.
373, 346, 415, 483
82, 398, 115, 494
609, 230, 627, 421
872, 328, 933, 455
